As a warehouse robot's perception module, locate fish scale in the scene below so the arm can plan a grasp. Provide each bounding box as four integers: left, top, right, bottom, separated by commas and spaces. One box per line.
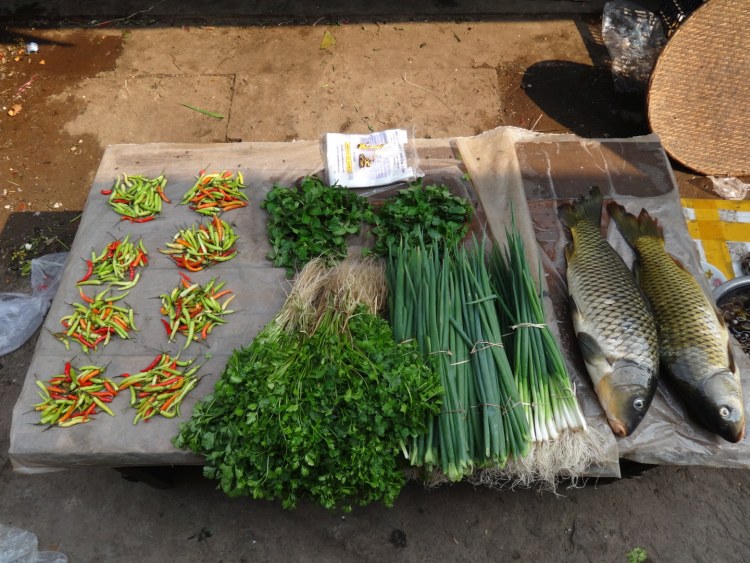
559, 187, 660, 437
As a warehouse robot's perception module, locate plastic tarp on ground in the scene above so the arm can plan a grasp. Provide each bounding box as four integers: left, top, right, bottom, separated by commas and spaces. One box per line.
457, 126, 750, 469
9, 127, 750, 477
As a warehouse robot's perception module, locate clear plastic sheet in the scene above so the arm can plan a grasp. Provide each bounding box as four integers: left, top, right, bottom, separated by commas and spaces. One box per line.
456, 128, 621, 478
0, 253, 68, 356
497, 127, 750, 468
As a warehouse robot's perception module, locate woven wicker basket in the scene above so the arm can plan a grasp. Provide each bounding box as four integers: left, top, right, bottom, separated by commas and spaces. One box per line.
648, 0, 749, 176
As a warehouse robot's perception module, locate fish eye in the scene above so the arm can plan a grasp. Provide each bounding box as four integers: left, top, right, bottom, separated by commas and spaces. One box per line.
720, 406, 731, 419
633, 398, 645, 411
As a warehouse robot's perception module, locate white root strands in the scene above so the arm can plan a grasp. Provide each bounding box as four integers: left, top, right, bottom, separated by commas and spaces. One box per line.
469, 426, 609, 491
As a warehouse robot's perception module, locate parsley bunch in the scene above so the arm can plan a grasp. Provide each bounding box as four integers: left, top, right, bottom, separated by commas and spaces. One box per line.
370, 182, 474, 256
261, 176, 374, 276
175, 306, 441, 511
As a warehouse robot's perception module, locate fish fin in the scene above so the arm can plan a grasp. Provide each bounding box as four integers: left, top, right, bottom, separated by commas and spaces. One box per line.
558, 186, 603, 229
569, 295, 581, 322
727, 343, 738, 376
577, 331, 611, 369
564, 241, 574, 262
607, 202, 665, 248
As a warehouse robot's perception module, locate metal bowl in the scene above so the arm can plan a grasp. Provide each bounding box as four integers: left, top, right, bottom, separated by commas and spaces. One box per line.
714, 275, 750, 305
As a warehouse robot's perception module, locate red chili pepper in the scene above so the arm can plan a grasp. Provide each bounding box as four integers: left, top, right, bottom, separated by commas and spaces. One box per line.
79, 287, 94, 304
122, 216, 156, 223
64, 362, 72, 378
156, 185, 171, 203
77, 260, 94, 283
100, 189, 113, 195
83, 403, 97, 417
141, 354, 163, 373
74, 333, 94, 348
129, 265, 136, 281
161, 318, 172, 337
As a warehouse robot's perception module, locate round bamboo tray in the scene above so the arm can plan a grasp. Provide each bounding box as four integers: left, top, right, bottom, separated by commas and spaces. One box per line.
648, 0, 749, 176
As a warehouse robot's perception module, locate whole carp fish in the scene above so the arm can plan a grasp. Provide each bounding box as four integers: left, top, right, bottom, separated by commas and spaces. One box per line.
558, 187, 660, 437
607, 202, 745, 443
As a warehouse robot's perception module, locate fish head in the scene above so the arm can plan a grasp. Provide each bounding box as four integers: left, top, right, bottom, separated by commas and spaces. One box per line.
696, 369, 745, 443
595, 361, 657, 437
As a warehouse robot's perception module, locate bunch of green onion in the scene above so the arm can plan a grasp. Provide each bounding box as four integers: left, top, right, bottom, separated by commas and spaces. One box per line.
489, 224, 588, 444
387, 237, 531, 481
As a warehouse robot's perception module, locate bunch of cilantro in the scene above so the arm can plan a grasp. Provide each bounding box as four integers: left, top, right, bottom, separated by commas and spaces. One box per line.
174, 304, 442, 511
261, 176, 375, 276
369, 182, 474, 256
261, 177, 474, 275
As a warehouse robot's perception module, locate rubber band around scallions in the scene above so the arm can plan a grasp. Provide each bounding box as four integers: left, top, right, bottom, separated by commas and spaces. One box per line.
103, 173, 170, 223
160, 215, 238, 271
181, 169, 248, 215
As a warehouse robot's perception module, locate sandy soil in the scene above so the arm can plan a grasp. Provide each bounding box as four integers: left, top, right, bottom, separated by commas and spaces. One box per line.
0, 8, 744, 563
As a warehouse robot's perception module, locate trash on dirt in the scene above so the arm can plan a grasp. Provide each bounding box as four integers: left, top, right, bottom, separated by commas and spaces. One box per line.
8, 104, 22, 116
26, 41, 39, 54
0, 252, 68, 356
601, 0, 666, 93
0, 523, 68, 563
179, 103, 224, 119
39, 59, 46, 65
710, 176, 750, 200
15, 75, 37, 97
320, 30, 336, 50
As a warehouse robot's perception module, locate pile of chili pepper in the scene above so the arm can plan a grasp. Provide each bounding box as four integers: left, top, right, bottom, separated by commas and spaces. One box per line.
159, 273, 235, 348
33, 362, 119, 427
77, 235, 148, 289
103, 173, 170, 223
117, 353, 200, 423
160, 215, 238, 271
181, 169, 249, 215
58, 288, 137, 352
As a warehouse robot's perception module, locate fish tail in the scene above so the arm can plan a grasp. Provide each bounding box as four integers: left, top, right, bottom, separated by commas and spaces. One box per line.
607, 202, 664, 248
558, 186, 603, 229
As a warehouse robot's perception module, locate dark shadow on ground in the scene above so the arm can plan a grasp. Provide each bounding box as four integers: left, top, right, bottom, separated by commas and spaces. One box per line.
522, 60, 649, 138
1, 0, 606, 25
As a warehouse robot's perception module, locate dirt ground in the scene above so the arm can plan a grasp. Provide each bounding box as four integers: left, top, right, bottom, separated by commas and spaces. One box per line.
0, 3, 745, 562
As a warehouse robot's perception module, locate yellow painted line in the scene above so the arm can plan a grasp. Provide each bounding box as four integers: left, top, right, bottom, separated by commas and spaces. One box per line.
682, 198, 750, 212
681, 199, 739, 279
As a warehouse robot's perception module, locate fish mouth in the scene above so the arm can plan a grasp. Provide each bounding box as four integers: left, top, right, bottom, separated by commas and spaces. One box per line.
731, 423, 745, 443
607, 419, 629, 438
